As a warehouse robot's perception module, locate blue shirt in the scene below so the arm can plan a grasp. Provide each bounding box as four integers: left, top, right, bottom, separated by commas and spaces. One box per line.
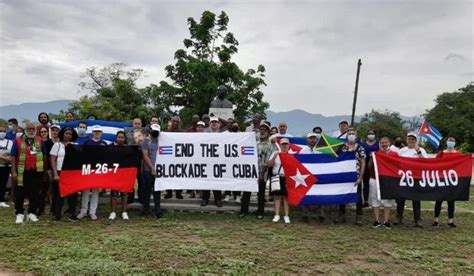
5, 130, 16, 141
362, 141, 379, 161
83, 139, 107, 146
75, 135, 91, 145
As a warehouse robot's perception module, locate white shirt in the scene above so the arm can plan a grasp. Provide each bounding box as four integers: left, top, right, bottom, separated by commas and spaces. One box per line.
269, 151, 285, 176
399, 147, 427, 158
0, 139, 12, 167
299, 145, 322, 154
332, 130, 347, 139
389, 145, 401, 154
50, 142, 66, 171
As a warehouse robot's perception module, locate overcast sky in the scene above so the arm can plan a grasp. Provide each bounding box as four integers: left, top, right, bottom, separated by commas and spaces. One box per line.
0, 0, 472, 116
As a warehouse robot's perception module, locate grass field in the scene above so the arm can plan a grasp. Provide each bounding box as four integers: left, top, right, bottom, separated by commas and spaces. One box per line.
1, 196, 473, 274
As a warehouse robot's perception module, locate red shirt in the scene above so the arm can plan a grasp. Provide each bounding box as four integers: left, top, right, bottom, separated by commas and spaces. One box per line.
436, 150, 462, 158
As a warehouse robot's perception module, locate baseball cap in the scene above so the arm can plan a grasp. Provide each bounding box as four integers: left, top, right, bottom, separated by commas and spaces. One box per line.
307, 132, 317, 138
259, 122, 271, 130
50, 124, 61, 130
407, 132, 418, 139
150, 124, 161, 131
210, 116, 219, 122
91, 125, 102, 132
280, 138, 290, 144
197, 121, 205, 127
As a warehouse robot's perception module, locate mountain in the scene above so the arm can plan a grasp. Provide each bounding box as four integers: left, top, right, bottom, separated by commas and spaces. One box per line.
265, 109, 361, 136
0, 100, 73, 122
0, 101, 421, 135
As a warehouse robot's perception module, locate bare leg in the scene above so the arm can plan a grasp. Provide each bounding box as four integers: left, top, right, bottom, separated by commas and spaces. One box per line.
121, 197, 128, 213
383, 207, 391, 223
283, 197, 289, 217
373, 207, 380, 222
274, 196, 281, 216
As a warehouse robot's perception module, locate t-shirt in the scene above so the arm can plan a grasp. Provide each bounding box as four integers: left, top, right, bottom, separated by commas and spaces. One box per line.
299, 145, 322, 154
50, 142, 66, 171
332, 130, 348, 139
362, 141, 379, 161
75, 135, 90, 145
141, 138, 158, 171
399, 147, 427, 158
269, 151, 285, 176
0, 139, 13, 167
83, 139, 107, 146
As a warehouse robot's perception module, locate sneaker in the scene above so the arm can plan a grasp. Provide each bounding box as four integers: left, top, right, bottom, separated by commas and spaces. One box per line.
257, 215, 264, 220
447, 222, 457, 228
15, 214, 24, 224
355, 216, 363, 226
27, 213, 39, 222
235, 196, 241, 204
414, 221, 423, 228
77, 212, 87, 219
0, 202, 10, 208
283, 216, 290, 224
90, 214, 98, 220
223, 195, 231, 202
432, 221, 440, 227
372, 221, 381, 228
272, 215, 280, 223
109, 212, 117, 220
68, 215, 78, 222
121, 212, 129, 220
383, 222, 392, 229
393, 217, 403, 226
238, 213, 247, 218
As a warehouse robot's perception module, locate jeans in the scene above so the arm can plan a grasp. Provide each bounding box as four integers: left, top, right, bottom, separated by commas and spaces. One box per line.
142, 170, 161, 215
14, 170, 42, 215
240, 179, 266, 216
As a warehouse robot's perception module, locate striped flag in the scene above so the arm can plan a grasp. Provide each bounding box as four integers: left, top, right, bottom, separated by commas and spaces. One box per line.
277, 134, 344, 156
280, 152, 358, 205
60, 119, 132, 144
418, 121, 443, 148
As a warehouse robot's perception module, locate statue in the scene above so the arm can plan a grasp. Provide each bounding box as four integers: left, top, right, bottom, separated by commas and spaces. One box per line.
210, 85, 233, 108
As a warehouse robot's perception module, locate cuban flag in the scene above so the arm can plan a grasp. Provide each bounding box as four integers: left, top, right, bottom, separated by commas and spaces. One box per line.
159, 146, 173, 155
418, 121, 443, 148
279, 152, 358, 206
241, 146, 255, 156
60, 119, 131, 144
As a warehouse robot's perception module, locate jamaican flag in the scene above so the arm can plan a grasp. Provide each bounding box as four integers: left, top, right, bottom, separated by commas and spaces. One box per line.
276, 135, 344, 157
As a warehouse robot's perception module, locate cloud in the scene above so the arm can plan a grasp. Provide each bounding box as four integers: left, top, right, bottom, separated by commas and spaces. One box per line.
0, 0, 472, 117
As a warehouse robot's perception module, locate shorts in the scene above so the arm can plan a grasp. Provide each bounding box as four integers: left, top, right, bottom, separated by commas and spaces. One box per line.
270, 176, 288, 197
110, 190, 127, 199
369, 178, 394, 208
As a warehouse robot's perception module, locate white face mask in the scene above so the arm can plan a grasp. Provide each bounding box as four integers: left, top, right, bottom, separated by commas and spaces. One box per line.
446, 141, 455, 149
347, 134, 356, 142
367, 134, 375, 141
0, 132, 5, 139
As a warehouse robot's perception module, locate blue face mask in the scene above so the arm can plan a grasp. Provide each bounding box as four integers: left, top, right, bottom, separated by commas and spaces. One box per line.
78, 128, 86, 136
0, 132, 5, 139
446, 141, 455, 149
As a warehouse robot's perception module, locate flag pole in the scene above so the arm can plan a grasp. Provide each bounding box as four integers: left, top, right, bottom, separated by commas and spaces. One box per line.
350, 59, 362, 126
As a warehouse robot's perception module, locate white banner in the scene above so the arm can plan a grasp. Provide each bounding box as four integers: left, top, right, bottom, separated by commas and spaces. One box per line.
155, 132, 258, 192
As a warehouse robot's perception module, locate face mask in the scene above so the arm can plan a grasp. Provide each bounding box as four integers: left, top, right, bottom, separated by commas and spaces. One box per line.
8, 125, 14, 131
347, 135, 356, 142
367, 134, 375, 141
16, 133, 23, 138
78, 128, 86, 136
315, 133, 322, 139
0, 132, 5, 139
150, 131, 159, 138
446, 141, 455, 149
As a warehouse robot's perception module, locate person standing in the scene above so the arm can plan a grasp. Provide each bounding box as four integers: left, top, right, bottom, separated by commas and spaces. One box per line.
77, 125, 107, 220
367, 136, 395, 229
36, 112, 50, 136
361, 129, 379, 207
164, 116, 184, 199
433, 135, 461, 228
0, 125, 13, 208
239, 122, 274, 219
335, 128, 366, 225
141, 124, 162, 218
10, 122, 47, 224
395, 132, 427, 228
65, 111, 75, 123
268, 138, 291, 224
108, 131, 130, 220
5, 118, 19, 140
75, 121, 90, 145
50, 127, 79, 221
332, 120, 349, 139
201, 117, 223, 207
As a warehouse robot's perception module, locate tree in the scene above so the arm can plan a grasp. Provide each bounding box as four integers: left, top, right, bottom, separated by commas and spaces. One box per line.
147, 10, 269, 126
355, 109, 406, 140
425, 82, 474, 152
59, 63, 149, 121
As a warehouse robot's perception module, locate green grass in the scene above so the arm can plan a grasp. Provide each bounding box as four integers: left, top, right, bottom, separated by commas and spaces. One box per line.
1, 203, 473, 274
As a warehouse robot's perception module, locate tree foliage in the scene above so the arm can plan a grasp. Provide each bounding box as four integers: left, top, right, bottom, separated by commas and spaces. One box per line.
355, 109, 406, 140
425, 82, 474, 152
148, 10, 269, 125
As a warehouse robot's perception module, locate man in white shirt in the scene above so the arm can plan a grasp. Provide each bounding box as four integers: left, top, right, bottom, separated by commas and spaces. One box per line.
395, 132, 427, 228
332, 120, 349, 139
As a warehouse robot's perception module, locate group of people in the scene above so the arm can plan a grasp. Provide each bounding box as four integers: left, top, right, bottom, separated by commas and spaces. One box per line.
0, 112, 462, 228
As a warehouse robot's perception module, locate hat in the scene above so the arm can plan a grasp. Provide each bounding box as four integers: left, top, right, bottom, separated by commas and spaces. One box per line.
210, 116, 219, 122
307, 132, 317, 138
407, 132, 418, 139
280, 138, 290, 144
91, 125, 102, 132
50, 124, 61, 130
259, 122, 271, 130
197, 121, 205, 127
339, 120, 349, 125
150, 124, 161, 131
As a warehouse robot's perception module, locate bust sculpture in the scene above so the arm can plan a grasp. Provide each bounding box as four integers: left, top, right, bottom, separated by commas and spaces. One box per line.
210, 85, 233, 108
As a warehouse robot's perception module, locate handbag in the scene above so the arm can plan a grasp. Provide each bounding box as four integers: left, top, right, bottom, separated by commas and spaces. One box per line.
268, 165, 282, 193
